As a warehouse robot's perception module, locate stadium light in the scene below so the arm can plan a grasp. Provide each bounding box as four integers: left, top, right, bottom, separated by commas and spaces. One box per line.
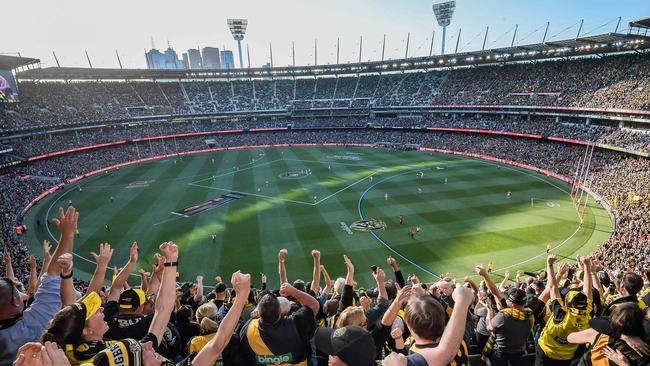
432, 1, 456, 55
227, 19, 248, 68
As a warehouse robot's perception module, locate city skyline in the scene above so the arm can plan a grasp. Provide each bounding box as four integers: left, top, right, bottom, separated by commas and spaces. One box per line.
2, 0, 649, 69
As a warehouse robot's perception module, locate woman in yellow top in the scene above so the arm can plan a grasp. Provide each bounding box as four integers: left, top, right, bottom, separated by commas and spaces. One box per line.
188, 302, 221, 354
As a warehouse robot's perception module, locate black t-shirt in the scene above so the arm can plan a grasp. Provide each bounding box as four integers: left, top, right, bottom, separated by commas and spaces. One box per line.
175, 321, 201, 356
104, 301, 182, 359
238, 306, 316, 365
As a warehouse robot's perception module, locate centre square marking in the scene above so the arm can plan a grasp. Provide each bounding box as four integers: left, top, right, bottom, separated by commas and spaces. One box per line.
188, 158, 382, 206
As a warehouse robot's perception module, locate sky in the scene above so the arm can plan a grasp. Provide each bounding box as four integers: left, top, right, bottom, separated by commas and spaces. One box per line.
3, 0, 649, 69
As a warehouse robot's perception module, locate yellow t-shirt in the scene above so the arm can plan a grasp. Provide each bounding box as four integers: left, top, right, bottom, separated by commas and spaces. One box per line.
538, 296, 592, 360
189, 332, 217, 354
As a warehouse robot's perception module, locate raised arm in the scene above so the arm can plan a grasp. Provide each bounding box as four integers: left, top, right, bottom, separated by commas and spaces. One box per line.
194, 275, 205, 303
381, 285, 411, 326
38, 240, 52, 280
192, 271, 251, 366
87, 243, 113, 295
139, 269, 149, 294
47, 207, 78, 276
374, 268, 388, 301
387, 256, 405, 288
310, 250, 321, 294
590, 264, 604, 300
278, 249, 288, 284
344, 255, 354, 286
27, 255, 39, 295
545, 255, 559, 301
148, 241, 179, 343
3, 250, 15, 281
419, 285, 474, 366
499, 271, 510, 292
280, 282, 319, 315
146, 253, 164, 297
57, 253, 76, 306
581, 256, 592, 301
320, 265, 332, 295
476, 265, 501, 309
107, 242, 138, 302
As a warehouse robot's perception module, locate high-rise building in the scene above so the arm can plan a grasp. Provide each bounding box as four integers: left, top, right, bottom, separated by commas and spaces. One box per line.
188, 49, 202, 69
145, 49, 166, 69
202, 47, 221, 69
182, 53, 190, 69
146, 47, 182, 69
220, 50, 235, 69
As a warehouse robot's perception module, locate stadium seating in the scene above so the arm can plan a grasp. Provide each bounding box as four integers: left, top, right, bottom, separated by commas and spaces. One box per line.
1, 51, 649, 366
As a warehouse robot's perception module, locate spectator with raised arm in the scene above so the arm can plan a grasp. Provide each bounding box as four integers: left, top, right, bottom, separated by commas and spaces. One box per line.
40, 241, 179, 365
0, 206, 77, 365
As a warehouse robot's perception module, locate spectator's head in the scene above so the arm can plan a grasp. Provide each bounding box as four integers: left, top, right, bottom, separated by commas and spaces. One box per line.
292, 279, 305, 293
336, 306, 367, 328
384, 280, 397, 300
92, 339, 170, 366
333, 278, 346, 297
565, 289, 589, 310
277, 296, 291, 316
608, 302, 644, 337
506, 287, 527, 309
0, 277, 23, 321
257, 293, 281, 324
324, 299, 340, 317
404, 294, 445, 342
41, 292, 106, 347
176, 304, 193, 323
143, 294, 155, 315
196, 302, 219, 334
619, 272, 643, 297
119, 288, 146, 315
181, 282, 196, 298
314, 325, 377, 366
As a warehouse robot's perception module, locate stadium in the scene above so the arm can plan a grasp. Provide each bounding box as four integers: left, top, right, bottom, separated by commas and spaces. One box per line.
0, 2, 649, 366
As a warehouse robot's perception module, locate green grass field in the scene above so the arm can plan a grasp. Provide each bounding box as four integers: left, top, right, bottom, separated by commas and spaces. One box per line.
23, 146, 613, 287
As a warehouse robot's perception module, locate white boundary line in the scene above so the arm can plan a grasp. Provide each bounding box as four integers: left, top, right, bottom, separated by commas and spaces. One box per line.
282, 158, 382, 168
314, 171, 380, 205
189, 157, 380, 206
190, 158, 282, 184
187, 183, 316, 206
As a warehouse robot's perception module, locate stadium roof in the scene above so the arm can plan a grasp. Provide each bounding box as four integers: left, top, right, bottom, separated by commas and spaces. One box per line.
0, 55, 40, 70
15, 32, 650, 81
630, 17, 650, 29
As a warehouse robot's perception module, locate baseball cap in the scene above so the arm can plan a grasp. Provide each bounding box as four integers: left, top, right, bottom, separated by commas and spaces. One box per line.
314, 325, 376, 366
92, 339, 175, 366
565, 289, 588, 310
506, 288, 527, 305
66, 291, 102, 345
119, 288, 146, 309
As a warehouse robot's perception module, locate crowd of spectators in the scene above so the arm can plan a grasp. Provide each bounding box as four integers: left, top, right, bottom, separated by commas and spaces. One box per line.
2, 52, 650, 133
3, 116, 648, 161
1, 125, 649, 365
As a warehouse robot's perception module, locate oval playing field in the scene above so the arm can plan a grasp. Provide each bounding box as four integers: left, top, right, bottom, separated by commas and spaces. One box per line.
23, 146, 613, 286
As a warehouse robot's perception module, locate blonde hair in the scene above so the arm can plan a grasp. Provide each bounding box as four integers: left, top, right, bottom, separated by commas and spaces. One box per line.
196, 302, 219, 334
336, 306, 365, 328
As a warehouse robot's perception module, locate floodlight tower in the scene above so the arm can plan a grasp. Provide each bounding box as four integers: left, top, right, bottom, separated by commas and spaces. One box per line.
432, 1, 456, 55
227, 19, 248, 68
